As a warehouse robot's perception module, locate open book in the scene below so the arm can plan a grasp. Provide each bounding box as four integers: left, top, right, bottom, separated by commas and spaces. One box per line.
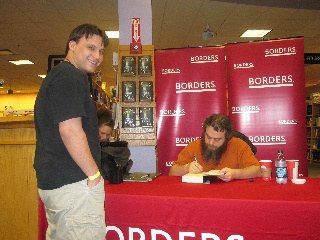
182, 170, 224, 184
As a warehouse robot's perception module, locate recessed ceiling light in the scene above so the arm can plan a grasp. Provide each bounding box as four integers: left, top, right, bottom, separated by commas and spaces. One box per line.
9, 60, 34, 65
240, 29, 272, 38
38, 75, 46, 78
105, 31, 119, 39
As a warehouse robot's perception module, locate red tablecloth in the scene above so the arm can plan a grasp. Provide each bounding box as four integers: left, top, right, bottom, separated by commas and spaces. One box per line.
39, 176, 320, 240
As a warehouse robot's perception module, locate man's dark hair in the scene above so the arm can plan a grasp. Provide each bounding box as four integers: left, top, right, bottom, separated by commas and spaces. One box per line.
65, 24, 109, 54
202, 114, 233, 140
97, 108, 115, 129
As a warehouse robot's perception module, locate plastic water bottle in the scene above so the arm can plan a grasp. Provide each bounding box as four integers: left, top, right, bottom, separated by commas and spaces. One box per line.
275, 149, 287, 184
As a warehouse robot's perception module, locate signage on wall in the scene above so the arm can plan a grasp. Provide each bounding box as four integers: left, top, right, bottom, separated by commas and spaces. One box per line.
47, 54, 65, 73
227, 37, 307, 176
304, 53, 320, 64
155, 47, 227, 175
130, 18, 142, 54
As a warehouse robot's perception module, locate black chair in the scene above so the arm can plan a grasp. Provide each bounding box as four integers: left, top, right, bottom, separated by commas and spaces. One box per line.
232, 131, 257, 155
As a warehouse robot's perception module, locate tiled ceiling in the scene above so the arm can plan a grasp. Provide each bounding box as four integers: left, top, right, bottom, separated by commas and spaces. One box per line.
0, 0, 320, 94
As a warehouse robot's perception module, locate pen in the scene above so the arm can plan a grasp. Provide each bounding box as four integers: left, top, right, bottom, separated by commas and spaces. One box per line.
194, 156, 197, 163
219, 170, 226, 175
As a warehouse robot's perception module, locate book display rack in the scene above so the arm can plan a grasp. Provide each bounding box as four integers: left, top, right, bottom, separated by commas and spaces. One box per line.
117, 45, 156, 146
306, 94, 320, 164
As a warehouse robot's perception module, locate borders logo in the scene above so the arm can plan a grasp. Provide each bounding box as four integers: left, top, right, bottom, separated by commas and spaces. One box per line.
166, 161, 173, 167
176, 137, 200, 147
278, 119, 298, 125
159, 109, 186, 117
249, 135, 286, 145
265, 47, 296, 57
190, 55, 219, 64
106, 226, 245, 240
176, 81, 216, 93
248, 74, 293, 89
231, 105, 260, 114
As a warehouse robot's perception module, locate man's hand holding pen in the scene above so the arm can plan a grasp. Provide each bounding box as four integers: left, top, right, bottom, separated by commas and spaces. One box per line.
187, 156, 203, 174
217, 167, 233, 182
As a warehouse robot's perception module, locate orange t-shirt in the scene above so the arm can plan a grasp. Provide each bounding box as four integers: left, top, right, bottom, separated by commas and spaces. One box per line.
172, 137, 260, 172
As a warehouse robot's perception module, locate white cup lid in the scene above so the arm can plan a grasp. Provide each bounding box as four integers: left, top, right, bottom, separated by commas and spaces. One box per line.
292, 179, 306, 184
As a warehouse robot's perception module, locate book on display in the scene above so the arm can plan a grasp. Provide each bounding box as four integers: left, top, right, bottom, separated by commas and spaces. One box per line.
182, 170, 223, 184
123, 172, 161, 182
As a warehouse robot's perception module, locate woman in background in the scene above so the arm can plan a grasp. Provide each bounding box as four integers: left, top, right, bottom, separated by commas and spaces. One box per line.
97, 107, 115, 142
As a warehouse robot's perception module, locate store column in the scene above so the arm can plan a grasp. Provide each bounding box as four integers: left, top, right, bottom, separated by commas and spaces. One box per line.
118, 0, 152, 45
117, 0, 157, 173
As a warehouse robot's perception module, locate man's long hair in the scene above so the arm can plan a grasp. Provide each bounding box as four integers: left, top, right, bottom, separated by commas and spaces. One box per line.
201, 114, 233, 164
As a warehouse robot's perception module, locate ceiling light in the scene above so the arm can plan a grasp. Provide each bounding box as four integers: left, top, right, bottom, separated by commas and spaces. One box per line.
240, 29, 272, 38
0, 49, 15, 55
105, 31, 119, 39
38, 75, 46, 78
9, 60, 34, 65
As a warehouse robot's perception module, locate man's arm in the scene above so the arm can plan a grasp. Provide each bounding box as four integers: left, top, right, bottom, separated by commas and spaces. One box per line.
169, 164, 189, 176
169, 161, 203, 176
59, 117, 100, 186
218, 165, 261, 182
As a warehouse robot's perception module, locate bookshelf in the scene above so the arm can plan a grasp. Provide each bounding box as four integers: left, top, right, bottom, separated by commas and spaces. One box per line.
117, 45, 156, 146
306, 98, 320, 164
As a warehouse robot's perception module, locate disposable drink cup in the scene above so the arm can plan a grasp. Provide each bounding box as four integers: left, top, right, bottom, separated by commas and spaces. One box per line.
259, 160, 272, 181
286, 160, 299, 180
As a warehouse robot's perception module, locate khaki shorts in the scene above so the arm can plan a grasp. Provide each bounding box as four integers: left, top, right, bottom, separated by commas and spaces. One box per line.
39, 178, 106, 240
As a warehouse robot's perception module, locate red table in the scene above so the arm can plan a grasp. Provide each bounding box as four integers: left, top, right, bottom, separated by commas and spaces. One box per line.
39, 176, 320, 240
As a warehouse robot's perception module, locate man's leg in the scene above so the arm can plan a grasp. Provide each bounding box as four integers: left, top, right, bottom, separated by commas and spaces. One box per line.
39, 178, 106, 240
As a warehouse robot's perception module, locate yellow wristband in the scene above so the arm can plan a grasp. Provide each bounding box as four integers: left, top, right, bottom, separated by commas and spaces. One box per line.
88, 170, 101, 181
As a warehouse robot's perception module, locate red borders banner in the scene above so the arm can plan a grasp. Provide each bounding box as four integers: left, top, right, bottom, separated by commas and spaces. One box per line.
155, 47, 227, 175
227, 38, 307, 176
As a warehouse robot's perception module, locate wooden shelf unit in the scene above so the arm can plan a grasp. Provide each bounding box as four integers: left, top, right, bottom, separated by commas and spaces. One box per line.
117, 45, 156, 146
0, 117, 38, 240
306, 100, 320, 164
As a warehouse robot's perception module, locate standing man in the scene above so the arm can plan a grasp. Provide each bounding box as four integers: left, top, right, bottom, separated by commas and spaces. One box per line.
34, 24, 108, 239
169, 114, 261, 182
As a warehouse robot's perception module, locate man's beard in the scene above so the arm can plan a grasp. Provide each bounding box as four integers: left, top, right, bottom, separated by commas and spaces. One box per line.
200, 136, 229, 165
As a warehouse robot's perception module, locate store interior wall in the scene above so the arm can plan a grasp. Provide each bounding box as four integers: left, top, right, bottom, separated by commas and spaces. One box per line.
0, 93, 36, 116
